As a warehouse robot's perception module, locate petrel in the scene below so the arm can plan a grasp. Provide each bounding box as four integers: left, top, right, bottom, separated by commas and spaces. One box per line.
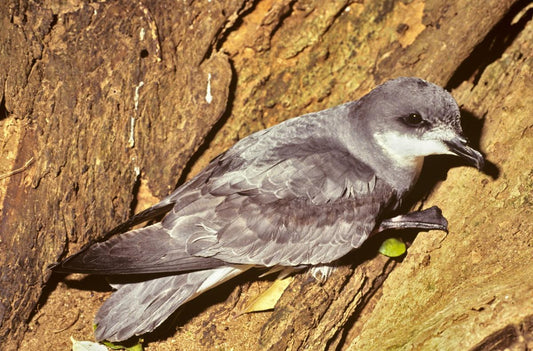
54, 77, 485, 342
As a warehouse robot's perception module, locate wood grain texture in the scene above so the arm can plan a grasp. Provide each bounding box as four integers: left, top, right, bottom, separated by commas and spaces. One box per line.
0, 0, 238, 348
0, 0, 529, 349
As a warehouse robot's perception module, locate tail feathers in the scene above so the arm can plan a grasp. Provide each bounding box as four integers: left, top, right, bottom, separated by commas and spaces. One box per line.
54, 223, 225, 275
94, 265, 250, 342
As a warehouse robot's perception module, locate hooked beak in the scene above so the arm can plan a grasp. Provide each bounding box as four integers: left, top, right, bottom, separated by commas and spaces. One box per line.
444, 136, 485, 170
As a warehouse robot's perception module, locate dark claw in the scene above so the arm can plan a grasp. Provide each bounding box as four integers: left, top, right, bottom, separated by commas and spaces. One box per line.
376, 206, 448, 233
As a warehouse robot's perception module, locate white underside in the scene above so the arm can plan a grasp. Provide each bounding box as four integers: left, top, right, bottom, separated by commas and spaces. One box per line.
196, 265, 252, 294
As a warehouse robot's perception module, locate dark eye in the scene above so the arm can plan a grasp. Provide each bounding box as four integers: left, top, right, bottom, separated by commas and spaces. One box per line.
402, 113, 424, 126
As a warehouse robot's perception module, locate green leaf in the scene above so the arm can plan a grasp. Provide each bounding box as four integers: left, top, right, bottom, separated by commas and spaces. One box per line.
379, 238, 406, 257
102, 339, 144, 350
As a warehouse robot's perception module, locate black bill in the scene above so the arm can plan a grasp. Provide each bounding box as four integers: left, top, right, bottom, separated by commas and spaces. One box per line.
445, 136, 485, 170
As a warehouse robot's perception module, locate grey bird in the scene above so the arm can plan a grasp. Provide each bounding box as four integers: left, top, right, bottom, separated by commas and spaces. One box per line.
54, 77, 485, 342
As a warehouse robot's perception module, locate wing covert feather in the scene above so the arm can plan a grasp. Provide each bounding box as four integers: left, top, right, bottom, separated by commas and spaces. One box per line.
174, 145, 398, 267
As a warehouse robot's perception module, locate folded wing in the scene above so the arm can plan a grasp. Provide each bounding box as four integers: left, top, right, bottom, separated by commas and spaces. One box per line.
57, 137, 398, 274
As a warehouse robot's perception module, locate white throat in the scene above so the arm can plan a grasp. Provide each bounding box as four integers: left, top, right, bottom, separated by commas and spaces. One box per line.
374, 130, 450, 168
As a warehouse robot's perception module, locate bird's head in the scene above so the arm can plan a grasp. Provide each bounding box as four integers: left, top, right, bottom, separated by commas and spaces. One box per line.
360, 77, 484, 170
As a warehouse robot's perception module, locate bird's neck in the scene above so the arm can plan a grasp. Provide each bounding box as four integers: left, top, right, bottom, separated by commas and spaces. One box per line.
369, 152, 424, 195
298, 104, 423, 195
332, 110, 423, 195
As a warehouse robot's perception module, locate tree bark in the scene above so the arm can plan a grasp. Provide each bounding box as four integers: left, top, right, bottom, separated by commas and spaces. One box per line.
0, 0, 530, 350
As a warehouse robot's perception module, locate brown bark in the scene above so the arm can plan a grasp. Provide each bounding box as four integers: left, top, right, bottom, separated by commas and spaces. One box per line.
348, 18, 533, 350
0, 0, 242, 347
0, 0, 530, 350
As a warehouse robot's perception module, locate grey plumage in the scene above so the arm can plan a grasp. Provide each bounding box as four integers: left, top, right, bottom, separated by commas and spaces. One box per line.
54, 77, 484, 342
